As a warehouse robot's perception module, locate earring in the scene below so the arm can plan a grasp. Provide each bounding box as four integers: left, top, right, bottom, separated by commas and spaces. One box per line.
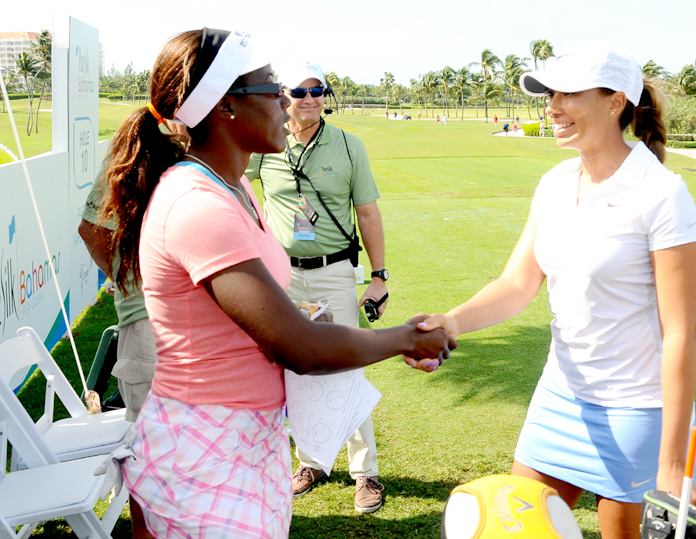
611, 111, 615, 115
230, 114, 235, 120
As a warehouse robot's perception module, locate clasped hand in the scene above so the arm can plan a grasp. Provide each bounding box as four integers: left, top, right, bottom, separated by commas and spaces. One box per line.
403, 314, 457, 371
403, 313, 458, 372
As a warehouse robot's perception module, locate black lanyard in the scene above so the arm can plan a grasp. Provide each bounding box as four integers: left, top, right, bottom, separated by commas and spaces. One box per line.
286, 119, 325, 199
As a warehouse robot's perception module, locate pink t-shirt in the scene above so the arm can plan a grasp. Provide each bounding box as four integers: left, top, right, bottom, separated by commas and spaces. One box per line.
139, 164, 291, 410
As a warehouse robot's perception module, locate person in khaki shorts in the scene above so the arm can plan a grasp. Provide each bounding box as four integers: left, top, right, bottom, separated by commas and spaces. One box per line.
79, 170, 157, 538
79, 172, 157, 422
245, 60, 389, 513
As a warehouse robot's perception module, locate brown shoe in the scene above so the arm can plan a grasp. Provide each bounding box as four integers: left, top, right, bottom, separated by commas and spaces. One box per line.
292, 466, 325, 498
354, 476, 385, 513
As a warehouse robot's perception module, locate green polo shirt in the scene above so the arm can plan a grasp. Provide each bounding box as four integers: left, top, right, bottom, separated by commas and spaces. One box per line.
81, 174, 148, 328
245, 122, 380, 258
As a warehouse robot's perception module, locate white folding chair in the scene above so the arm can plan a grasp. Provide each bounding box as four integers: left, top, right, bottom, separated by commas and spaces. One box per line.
0, 327, 131, 471
0, 373, 128, 538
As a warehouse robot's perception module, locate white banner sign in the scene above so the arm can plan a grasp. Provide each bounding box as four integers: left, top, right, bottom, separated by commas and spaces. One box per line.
0, 17, 105, 391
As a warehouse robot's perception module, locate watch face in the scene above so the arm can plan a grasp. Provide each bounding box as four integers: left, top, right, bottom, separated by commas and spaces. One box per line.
373, 269, 389, 281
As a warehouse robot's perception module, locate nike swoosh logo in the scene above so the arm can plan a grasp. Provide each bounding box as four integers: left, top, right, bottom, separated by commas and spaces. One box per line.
688, 222, 696, 228
631, 478, 654, 488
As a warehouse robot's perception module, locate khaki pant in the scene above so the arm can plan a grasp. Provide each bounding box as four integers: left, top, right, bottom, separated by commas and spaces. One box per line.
112, 318, 157, 422
288, 259, 379, 479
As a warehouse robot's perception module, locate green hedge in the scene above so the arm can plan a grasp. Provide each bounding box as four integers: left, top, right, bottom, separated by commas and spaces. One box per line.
3, 93, 42, 100
667, 140, 696, 148
667, 134, 696, 141
522, 122, 553, 137
105, 93, 149, 102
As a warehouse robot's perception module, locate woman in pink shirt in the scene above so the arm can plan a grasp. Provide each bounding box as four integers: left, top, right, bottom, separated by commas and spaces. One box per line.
98, 28, 455, 538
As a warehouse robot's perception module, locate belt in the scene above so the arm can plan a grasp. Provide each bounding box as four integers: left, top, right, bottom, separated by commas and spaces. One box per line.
290, 245, 352, 270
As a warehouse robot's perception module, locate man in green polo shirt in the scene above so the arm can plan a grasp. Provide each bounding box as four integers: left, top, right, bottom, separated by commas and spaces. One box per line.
245, 61, 389, 514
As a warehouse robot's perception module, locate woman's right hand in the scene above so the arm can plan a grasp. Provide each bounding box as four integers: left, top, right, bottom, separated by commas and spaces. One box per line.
402, 314, 458, 370
416, 313, 459, 338
403, 313, 459, 372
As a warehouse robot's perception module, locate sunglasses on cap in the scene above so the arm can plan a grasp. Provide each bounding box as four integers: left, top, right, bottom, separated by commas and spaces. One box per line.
285, 86, 325, 99
227, 82, 283, 97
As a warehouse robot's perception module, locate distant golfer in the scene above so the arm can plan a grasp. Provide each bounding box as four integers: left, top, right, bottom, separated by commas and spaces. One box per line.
494, 114, 498, 126
540, 121, 545, 137
443, 114, 448, 126
503, 121, 509, 136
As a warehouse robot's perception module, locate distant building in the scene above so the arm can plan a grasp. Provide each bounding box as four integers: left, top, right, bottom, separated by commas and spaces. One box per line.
1, 31, 104, 79
0, 32, 39, 74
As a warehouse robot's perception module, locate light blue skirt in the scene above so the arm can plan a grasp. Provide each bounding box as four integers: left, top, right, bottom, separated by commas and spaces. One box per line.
515, 375, 663, 503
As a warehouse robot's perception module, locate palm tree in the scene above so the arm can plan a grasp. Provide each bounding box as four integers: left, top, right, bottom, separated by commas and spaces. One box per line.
529, 40, 555, 121
529, 40, 541, 71
342, 77, 356, 114
136, 69, 150, 104
380, 72, 395, 113
31, 29, 51, 133
502, 54, 527, 118
358, 83, 368, 113
469, 49, 501, 122
421, 71, 439, 117
438, 66, 455, 116
121, 62, 138, 101
467, 73, 484, 117
15, 51, 38, 135
453, 67, 470, 119
536, 40, 555, 69
529, 40, 555, 119
642, 60, 667, 80
409, 78, 423, 116
391, 83, 406, 115
324, 72, 341, 111
672, 64, 696, 96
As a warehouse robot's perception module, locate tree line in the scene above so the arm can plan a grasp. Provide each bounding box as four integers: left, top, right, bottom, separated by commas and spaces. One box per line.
325, 39, 696, 126
3, 34, 696, 134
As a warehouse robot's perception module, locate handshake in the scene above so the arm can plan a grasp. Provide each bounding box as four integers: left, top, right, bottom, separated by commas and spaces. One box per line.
402, 313, 458, 373
299, 303, 457, 374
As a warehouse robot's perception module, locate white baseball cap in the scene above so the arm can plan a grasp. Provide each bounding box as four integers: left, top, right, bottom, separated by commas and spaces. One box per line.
277, 61, 326, 89
519, 40, 643, 106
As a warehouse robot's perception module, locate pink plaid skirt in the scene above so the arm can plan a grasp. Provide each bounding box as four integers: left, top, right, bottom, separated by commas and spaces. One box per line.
122, 394, 292, 538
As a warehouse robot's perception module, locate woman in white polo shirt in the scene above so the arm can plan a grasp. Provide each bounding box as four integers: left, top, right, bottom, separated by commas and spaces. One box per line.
411, 41, 696, 538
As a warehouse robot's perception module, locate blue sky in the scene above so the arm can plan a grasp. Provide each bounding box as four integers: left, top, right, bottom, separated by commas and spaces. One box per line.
4, 0, 694, 85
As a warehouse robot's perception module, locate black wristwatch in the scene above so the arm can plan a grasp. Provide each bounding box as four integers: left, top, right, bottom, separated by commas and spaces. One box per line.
371, 269, 389, 281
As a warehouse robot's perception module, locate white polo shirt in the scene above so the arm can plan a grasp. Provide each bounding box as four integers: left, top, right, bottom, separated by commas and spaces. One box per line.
533, 141, 696, 408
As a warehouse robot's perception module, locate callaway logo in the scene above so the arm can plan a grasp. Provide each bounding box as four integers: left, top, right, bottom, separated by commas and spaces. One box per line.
630, 478, 654, 488
511, 496, 534, 513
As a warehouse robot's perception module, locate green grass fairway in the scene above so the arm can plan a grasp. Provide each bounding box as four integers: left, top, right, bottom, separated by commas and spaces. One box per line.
0, 98, 143, 163
7, 105, 696, 538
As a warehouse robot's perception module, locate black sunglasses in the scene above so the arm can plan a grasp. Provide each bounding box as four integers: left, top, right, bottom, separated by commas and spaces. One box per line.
285, 86, 325, 99
227, 82, 283, 96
